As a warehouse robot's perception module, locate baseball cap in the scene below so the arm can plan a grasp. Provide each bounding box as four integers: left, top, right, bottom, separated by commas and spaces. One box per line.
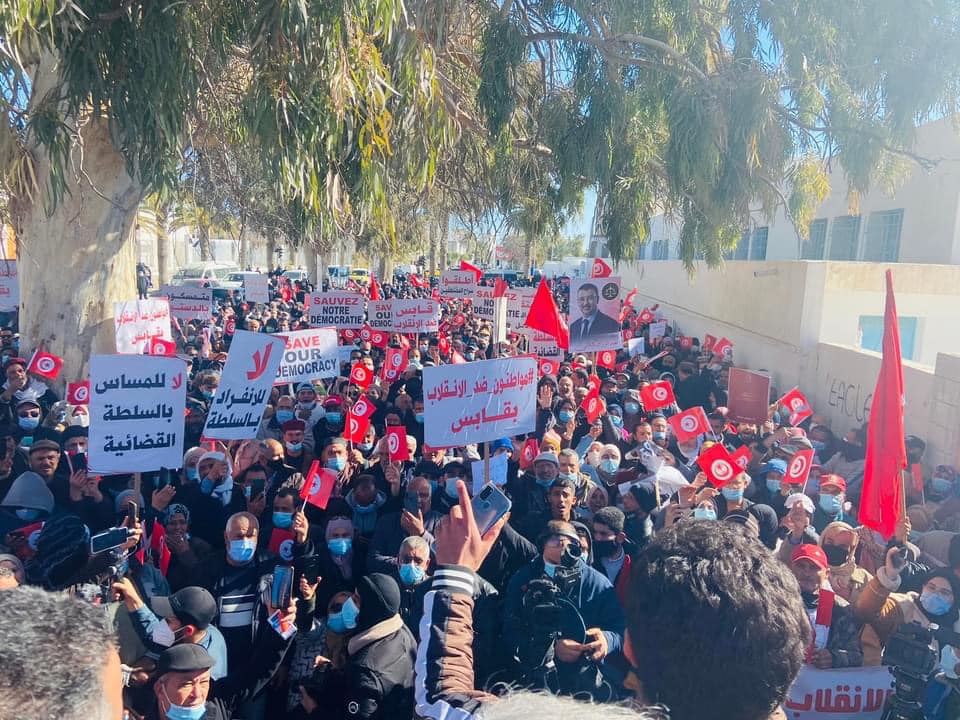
819, 474, 847, 493
533, 451, 559, 467
157, 643, 216, 675
784, 493, 815, 515
791, 544, 828, 570
151, 587, 218, 630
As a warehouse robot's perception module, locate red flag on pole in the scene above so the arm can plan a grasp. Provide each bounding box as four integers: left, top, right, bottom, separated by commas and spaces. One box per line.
300, 461, 337, 509
640, 381, 676, 412
459, 259, 483, 281
590, 258, 613, 278
859, 270, 907, 539
27, 350, 64, 380
523, 278, 569, 350
369, 274, 381, 300
493, 277, 508, 298
668, 406, 710, 441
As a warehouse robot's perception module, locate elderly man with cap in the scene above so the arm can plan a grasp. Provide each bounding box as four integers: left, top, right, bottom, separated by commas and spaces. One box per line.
790, 544, 863, 669
280, 418, 313, 474
113, 579, 229, 680
813, 474, 850, 532
293, 382, 325, 435
512, 451, 560, 521
145, 598, 296, 720
27, 436, 60, 484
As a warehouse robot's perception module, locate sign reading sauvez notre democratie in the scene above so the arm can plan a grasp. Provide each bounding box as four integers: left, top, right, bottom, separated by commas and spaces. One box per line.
307, 292, 365, 329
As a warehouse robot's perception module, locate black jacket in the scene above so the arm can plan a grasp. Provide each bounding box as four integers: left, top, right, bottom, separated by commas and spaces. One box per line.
340, 617, 417, 720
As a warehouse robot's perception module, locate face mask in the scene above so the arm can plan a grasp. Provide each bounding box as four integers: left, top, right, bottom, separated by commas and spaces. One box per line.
328, 537, 352, 557
610, 416, 623, 428
558, 472, 578, 483
721, 487, 744, 503
285, 441, 303, 453
15, 508, 39, 521
185, 467, 199, 482
200, 477, 214, 495
932, 477, 953, 495
464, 353, 475, 361
340, 596, 360, 628
358, 442, 374, 452
299, 400, 316, 410
919, 590, 952, 617
17, 416, 39, 430
228, 538, 256, 564
272, 511, 293, 529
624, 402, 640, 415
201, 389, 215, 400
354, 502, 378, 515
693, 507, 717, 521
765, 477, 782, 493
593, 539, 617, 558
586, 451, 601, 466
600, 459, 620, 475
161, 685, 206, 720
811, 440, 826, 452
327, 612, 349, 634
70, 413, 90, 428
415, 413, 425, 424
444, 478, 460, 498
326, 456, 346, 472
652, 431, 667, 442
534, 474, 554, 489
822, 544, 850, 567
558, 410, 575, 423
819, 494, 843, 516
275, 409, 295, 424
151, 619, 182, 648
399, 562, 426, 585
243, 485, 252, 500
326, 412, 342, 425
543, 561, 558, 578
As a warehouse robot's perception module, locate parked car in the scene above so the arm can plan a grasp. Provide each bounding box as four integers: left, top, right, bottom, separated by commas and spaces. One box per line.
170, 262, 240, 289
215, 271, 263, 300
349, 267, 370, 285
282, 269, 309, 283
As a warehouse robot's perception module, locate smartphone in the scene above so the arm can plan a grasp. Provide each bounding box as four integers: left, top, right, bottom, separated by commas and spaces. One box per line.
298, 555, 321, 585
271, 565, 294, 608
90, 527, 131, 554
70, 452, 87, 473
471, 484, 512, 536
126, 501, 138, 527
251, 478, 266, 499
403, 492, 420, 514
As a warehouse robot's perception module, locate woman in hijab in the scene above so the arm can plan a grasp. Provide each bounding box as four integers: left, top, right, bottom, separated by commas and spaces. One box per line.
819, 521, 873, 605
163, 503, 214, 591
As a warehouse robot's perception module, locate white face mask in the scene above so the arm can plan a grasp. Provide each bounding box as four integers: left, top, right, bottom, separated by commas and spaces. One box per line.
586, 451, 601, 466
150, 619, 180, 647
70, 413, 89, 428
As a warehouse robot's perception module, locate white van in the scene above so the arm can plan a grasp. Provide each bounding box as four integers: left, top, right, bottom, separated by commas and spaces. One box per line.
171, 262, 240, 288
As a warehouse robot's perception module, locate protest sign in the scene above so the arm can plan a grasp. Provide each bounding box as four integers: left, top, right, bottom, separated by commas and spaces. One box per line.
368, 300, 393, 331
568, 277, 622, 353
391, 299, 440, 334
522, 329, 562, 360
306, 292, 365, 329
506, 287, 536, 327
473, 287, 498, 322
471, 452, 508, 494
440, 269, 478, 298
782, 665, 891, 719
275, 328, 339, 385
203, 330, 285, 440
727, 368, 772, 423
161, 286, 212, 321
648, 321, 668, 340
114, 299, 172, 354
0, 261, 19, 311
627, 337, 646, 357
243, 274, 270, 304
88, 355, 186, 474
423, 356, 537, 447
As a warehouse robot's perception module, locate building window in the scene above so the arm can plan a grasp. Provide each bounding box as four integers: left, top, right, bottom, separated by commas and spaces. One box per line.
652, 239, 670, 260
732, 231, 750, 260
828, 215, 861, 260
862, 209, 903, 262
749, 227, 768, 260
802, 219, 827, 260
858, 314, 918, 362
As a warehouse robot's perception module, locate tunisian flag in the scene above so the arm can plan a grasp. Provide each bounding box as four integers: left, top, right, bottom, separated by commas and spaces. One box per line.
523, 278, 569, 350
859, 270, 907, 539
369, 274, 381, 300
590, 258, 613, 278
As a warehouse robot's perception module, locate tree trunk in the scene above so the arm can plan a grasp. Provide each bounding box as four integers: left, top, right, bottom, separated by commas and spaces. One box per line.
428, 222, 436, 277
438, 213, 449, 270
305, 248, 318, 285
239, 228, 249, 269
16, 118, 143, 383
198, 226, 213, 261
266, 234, 277, 270
156, 204, 172, 285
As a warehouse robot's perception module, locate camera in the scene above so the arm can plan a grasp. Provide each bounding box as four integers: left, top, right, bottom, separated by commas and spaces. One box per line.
880, 622, 960, 720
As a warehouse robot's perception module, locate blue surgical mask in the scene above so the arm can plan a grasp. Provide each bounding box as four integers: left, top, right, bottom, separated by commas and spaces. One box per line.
358, 442, 374, 452
610, 416, 623, 428
558, 410, 574, 423
444, 478, 460, 498
415, 413, 425, 424
535, 475, 555, 489
185, 467, 199, 482
272, 511, 293, 529
464, 353, 475, 361
399, 562, 426, 585
17, 416, 39, 430
15, 508, 39, 521
624, 402, 640, 415
162, 685, 206, 720
326, 456, 347, 472
326, 412, 342, 425
543, 561, 558, 578
285, 441, 303, 453
920, 590, 952, 617
328, 537, 352, 556
201, 389, 215, 401
228, 538, 256, 563
766, 477, 782, 493
340, 596, 360, 628
932, 477, 953, 495
652, 431, 667, 442
275, 409, 295, 424
811, 440, 826, 452
721, 487, 744, 503
693, 507, 717, 521
819, 493, 843, 516
327, 612, 349, 634
200, 477, 214, 495
600, 459, 620, 475
558, 472, 578, 483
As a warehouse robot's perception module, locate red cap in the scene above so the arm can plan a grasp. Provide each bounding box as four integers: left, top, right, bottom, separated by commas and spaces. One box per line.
819, 474, 846, 493
791, 544, 828, 570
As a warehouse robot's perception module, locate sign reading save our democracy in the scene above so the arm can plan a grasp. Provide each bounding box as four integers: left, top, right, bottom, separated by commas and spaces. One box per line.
307, 292, 365, 329
274, 328, 339, 385
422, 356, 537, 447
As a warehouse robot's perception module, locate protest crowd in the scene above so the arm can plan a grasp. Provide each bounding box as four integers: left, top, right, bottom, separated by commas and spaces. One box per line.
0, 260, 958, 720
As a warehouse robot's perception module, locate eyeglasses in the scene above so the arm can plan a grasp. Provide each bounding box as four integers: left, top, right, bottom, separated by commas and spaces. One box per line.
544, 535, 571, 548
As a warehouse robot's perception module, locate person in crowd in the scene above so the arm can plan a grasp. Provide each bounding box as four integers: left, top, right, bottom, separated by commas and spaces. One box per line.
368, 475, 441, 571
812, 474, 850, 531
819, 520, 873, 605
591, 506, 636, 605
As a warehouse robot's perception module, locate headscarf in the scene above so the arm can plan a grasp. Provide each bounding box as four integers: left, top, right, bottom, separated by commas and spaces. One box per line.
198, 450, 234, 506
165, 503, 191, 526
820, 521, 859, 594
24, 515, 91, 591
916, 568, 960, 627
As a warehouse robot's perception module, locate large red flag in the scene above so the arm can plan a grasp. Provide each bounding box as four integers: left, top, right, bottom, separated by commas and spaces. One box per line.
459, 259, 483, 281
523, 278, 569, 350
369, 274, 381, 300
859, 270, 906, 539
590, 258, 613, 278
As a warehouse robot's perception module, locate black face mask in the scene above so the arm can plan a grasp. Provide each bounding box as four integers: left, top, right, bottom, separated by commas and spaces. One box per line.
593, 539, 618, 558
822, 544, 850, 567
800, 590, 819, 609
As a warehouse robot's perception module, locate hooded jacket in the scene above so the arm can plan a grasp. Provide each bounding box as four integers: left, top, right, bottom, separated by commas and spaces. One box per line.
0, 471, 54, 512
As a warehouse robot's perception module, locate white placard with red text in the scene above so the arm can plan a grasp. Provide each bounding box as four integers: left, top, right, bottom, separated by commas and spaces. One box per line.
506, 287, 536, 327
782, 666, 892, 719
390, 299, 440, 334
368, 300, 393, 332
202, 330, 286, 440
114, 299, 172, 354
439, 270, 478, 298
243, 274, 270, 304
423, 356, 537, 447
161, 286, 212, 321
522, 329, 562, 359
274, 328, 340, 385
0, 261, 19, 311
306, 292, 365, 329
88, 355, 186, 474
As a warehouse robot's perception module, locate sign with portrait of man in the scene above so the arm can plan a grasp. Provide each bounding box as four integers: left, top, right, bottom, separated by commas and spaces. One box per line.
568, 277, 623, 353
